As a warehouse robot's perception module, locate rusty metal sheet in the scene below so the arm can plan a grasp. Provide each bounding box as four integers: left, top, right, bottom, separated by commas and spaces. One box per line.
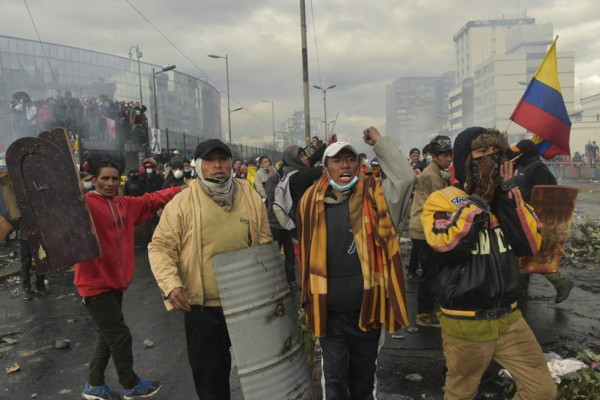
6, 129, 100, 274
212, 243, 314, 400
520, 185, 578, 274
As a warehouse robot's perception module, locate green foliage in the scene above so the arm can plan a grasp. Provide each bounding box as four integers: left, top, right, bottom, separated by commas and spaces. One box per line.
577, 217, 600, 263
556, 368, 600, 399
297, 309, 315, 355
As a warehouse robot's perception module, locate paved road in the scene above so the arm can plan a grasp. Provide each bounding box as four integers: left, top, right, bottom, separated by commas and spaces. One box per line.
0, 250, 244, 400
1, 181, 598, 399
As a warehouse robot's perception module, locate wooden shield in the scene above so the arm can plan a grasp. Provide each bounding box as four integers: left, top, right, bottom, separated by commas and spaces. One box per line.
6, 128, 100, 274
519, 185, 578, 274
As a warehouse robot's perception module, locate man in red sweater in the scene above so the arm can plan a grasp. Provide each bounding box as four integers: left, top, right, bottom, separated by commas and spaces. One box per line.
75, 160, 183, 400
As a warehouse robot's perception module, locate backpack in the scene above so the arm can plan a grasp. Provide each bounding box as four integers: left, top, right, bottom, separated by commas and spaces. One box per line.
270, 170, 299, 230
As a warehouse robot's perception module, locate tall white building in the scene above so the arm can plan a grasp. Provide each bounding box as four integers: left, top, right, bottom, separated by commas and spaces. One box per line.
449, 17, 574, 144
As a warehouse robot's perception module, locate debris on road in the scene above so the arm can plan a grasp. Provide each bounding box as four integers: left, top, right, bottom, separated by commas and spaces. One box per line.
55, 339, 71, 349
2, 337, 17, 344
501, 349, 600, 399
5, 362, 20, 374
405, 373, 423, 383
143, 339, 154, 348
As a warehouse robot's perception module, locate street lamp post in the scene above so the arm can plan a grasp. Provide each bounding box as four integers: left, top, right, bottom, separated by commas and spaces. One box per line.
150, 64, 176, 155
128, 44, 143, 104
262, 99, 275, 150
229, 107, 242, 144
313, 84, 336, 138
208, 54, 232, 145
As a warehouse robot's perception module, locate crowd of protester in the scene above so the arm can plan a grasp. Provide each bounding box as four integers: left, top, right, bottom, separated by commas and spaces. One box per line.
6, 125, 585, 400
7, 90, 147, 141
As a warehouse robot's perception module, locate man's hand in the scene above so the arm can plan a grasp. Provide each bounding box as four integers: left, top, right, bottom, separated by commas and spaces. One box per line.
500, 161, 518, 200
326, 133, 337, 146
363, 127, 382, 146
168, 287, 192, 312
499, 161, 516, 182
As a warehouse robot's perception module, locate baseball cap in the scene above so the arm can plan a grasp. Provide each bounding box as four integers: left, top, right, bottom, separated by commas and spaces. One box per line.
194, 139, 232, 160
322, 141, 359, 165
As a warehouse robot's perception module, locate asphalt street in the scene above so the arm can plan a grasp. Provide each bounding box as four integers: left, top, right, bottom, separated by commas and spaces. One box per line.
0, 181, 598, 400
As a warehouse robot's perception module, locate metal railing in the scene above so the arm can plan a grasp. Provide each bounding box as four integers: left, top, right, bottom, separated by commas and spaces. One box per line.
547, 162, 600, 180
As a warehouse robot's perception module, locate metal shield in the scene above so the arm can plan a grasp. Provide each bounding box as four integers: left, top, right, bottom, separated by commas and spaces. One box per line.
519, 185, 578, 274
212, 243, 314, 400
6, 128, 100, 273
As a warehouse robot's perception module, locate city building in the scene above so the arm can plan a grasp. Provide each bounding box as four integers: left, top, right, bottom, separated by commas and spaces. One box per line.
0, 34, 221, 160
385, 72, 454, 151
449, 17, 575, 144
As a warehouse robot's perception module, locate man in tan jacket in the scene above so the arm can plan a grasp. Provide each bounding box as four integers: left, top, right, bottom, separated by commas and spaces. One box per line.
409, 135, 453, 328
148, 139, 271, 400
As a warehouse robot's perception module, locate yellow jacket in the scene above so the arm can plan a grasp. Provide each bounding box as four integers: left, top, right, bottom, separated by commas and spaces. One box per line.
148, 178, 272, 310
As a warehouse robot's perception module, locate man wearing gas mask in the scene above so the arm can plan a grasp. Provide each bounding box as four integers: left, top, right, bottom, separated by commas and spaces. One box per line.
421, 127, 555, 400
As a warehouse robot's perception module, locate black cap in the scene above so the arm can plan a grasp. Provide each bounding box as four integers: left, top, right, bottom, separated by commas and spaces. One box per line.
194, 139, 232, 160
170, 156, 184, 169
430, 135, 452, 155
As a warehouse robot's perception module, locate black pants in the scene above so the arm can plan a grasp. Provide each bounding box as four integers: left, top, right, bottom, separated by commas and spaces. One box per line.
84, 290, 139, 389
319, 311, 380, 400
415, 239, 440, 314
20, 239, 44, 289
184, 306, 232, 400
271, 228, 296, 283
407, 240, 420, 275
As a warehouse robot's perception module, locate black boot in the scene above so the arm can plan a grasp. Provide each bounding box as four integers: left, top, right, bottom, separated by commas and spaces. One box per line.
555, 279, 574, 304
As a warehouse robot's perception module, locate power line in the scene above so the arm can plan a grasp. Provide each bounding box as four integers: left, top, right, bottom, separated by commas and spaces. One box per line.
309, 0, 323, 86
23, 0, 61, 94
124, 0, 271, 129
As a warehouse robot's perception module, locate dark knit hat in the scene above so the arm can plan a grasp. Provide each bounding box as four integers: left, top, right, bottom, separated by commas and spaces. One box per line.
453, 127, 508, 186
507, 139, 539, 161
170, 156, 184, 169
194, 139, 232, 160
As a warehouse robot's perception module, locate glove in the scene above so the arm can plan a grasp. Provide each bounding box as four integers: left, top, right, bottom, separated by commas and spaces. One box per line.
471, 153, 501, 203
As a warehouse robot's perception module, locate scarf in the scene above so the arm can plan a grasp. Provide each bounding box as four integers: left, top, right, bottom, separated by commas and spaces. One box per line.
297, 174, 409, 337
196, 158, 237, 211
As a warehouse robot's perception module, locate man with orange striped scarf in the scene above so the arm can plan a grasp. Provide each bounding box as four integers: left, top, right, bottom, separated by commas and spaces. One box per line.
297, 127, 414, 399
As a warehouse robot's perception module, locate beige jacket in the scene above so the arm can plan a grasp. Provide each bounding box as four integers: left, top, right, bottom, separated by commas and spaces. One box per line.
149, 178, 272, 310
409, 161, 450, 240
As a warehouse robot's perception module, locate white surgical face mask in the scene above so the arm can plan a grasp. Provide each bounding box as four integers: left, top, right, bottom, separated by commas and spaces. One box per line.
173, 170, 184, 179
426, 155, 433, 163
184, 167, 191, 173
145, 168, 153, 174
83, 181, 93, 191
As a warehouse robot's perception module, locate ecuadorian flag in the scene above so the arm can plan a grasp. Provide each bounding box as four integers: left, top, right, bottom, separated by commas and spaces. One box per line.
510, 36, 571, 159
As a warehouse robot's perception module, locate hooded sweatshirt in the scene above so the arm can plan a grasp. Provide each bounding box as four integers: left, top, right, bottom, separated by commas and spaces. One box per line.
74, 187, 181, 297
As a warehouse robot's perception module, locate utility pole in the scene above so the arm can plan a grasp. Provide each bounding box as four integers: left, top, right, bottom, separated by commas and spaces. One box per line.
300, 0, 311, 145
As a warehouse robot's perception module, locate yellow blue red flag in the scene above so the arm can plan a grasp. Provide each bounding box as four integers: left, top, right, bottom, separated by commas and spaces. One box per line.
510, 36, 571, 159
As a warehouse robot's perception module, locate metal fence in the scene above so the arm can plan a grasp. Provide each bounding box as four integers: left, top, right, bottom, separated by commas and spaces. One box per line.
155, 129, 283, 162
547, 162, 600, 180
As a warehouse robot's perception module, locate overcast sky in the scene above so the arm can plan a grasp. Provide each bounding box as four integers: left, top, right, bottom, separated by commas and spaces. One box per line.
4, 0, 600, 152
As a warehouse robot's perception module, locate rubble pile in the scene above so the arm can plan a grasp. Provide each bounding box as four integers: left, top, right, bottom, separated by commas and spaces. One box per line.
562, 216, 600, 269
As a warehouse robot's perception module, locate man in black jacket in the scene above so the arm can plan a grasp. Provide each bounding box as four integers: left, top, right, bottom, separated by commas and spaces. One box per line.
508, 139, 574, 303
422, 128, 555, 400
